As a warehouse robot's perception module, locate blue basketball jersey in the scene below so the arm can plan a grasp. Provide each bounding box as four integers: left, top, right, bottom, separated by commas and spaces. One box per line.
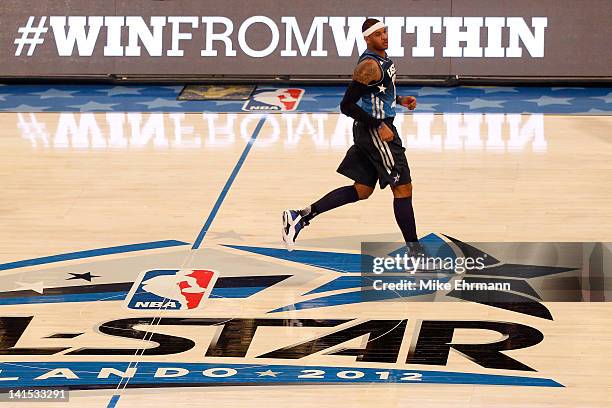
357, 49, 397, 120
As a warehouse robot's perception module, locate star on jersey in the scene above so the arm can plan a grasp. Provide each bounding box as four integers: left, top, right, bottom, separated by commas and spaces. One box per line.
393, 174, 400, 183
377, 85, 387, 94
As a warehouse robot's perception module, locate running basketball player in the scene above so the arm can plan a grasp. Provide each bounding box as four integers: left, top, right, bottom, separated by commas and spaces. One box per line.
282, 18, 418, 251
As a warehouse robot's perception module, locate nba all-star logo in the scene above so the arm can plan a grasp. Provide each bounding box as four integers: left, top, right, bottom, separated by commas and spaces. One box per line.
0, 234, 580, 391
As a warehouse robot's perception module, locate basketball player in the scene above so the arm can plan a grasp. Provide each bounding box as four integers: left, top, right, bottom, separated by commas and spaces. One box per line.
282, 18, 418, 251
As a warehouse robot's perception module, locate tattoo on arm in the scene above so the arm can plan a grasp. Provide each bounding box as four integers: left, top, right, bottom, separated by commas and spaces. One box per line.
352, 60, 382, 85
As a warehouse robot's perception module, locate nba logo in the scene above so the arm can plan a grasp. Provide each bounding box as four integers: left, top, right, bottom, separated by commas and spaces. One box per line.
125, 269, 218, 310
242, 88, 305, 111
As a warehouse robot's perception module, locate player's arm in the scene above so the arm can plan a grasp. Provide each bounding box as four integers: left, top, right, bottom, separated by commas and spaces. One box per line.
340, 59, 383, 127
396, 95, 417, 110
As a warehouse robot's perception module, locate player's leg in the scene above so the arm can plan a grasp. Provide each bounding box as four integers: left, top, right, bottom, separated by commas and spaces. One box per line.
390, 182, 418, 243
282, 182, 373, 250
298, 182, 372, 224
300, 181, 374, 223
354, 182, 374, 200
367, 122, 419, 245
282, 142, 377, 250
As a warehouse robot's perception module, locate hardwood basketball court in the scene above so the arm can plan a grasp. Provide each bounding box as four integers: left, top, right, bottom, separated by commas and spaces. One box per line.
0, 111, 611, 407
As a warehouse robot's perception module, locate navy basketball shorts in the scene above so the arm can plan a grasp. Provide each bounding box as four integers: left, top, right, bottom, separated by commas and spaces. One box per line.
337, 119, 411, 189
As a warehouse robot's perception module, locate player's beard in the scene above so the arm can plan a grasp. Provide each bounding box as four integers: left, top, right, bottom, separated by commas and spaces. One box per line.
377, 40, 388, 51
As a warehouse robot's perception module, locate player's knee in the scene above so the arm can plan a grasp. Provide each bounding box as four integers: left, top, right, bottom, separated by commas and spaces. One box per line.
392, 183, 412, 198
354, 184, 374, 200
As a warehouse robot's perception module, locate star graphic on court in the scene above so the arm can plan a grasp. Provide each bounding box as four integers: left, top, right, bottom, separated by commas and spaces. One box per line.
592, 92, 612, 104
225, 234, 576, 320
161, 86, 184, 93
525, 96, 573, 106
0, 94, 10, 101
68, 101, 117, 111
585, 108, 612, 114
14, 281, 47, 294
137, 98, 184, 109
377, 84, 387, 94
415, 87, 453, 96
66, 272, 100, 282
256, 370, 281, 377
96, 86, 145, 96
481, 87, 518, 94
31, 88, 77, 99
4, 104, 50, 112
457, 98, 506, 110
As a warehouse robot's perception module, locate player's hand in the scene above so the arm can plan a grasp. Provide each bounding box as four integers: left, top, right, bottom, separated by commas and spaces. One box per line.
377, 122, 394, 142
399, 96, 417, 110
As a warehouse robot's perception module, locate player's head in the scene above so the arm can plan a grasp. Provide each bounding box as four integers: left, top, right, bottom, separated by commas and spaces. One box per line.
362, 18, 388, 51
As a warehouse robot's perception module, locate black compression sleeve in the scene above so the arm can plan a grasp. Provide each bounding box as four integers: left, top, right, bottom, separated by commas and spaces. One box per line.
340, 81, 383, 128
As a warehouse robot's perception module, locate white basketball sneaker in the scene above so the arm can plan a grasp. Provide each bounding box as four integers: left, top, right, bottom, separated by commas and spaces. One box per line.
282, 210, 307, 251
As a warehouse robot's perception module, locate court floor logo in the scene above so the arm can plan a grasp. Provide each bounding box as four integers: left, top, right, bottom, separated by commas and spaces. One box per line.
242, 88, 304, 111
125, 269, 218, 310
0, 235, 589, 392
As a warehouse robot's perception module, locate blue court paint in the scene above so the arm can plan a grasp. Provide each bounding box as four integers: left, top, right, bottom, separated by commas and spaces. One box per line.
0, 292, 128, 305
223, 244, 367, 272
0, 240, 189, 271
192, 116, 267, 249
0, 287, 272, 306
304, 276, 364, 294
107, 394, 121, 408
0, 361, 563, 388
